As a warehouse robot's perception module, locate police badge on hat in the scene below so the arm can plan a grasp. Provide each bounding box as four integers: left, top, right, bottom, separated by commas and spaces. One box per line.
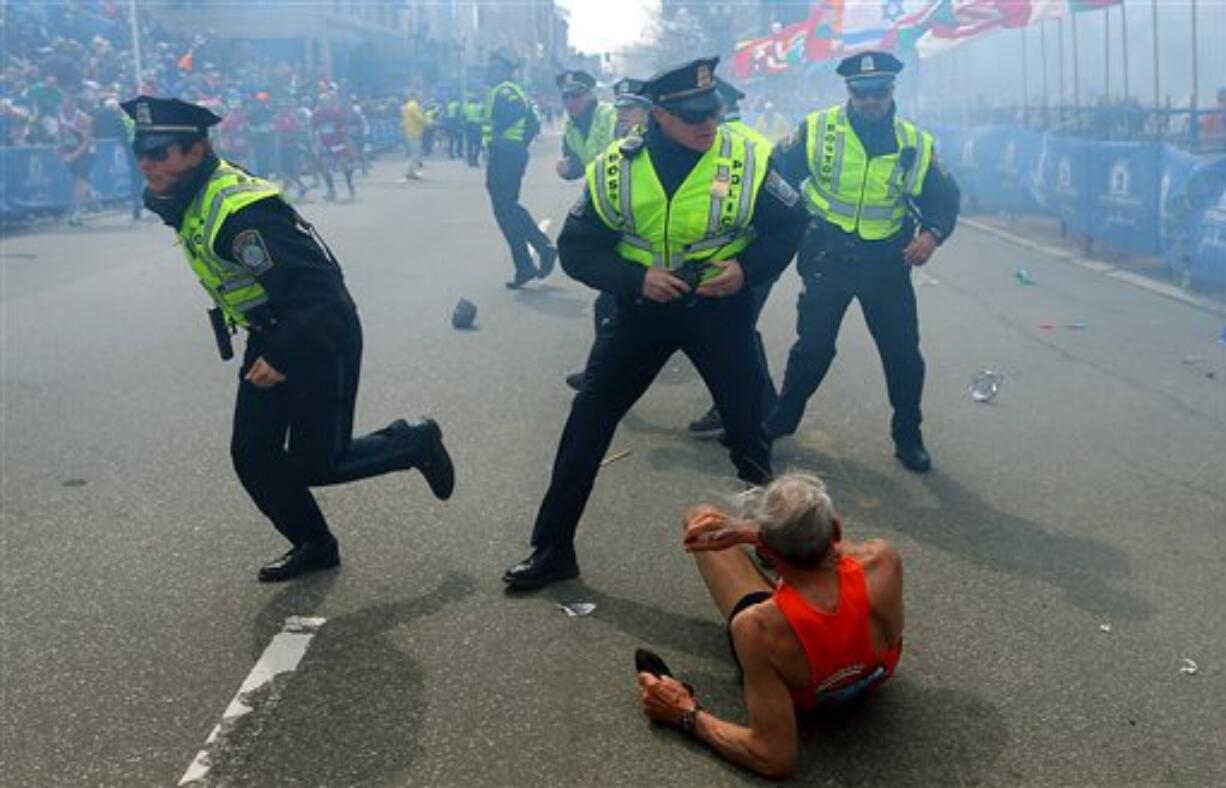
136, 101, 152, 126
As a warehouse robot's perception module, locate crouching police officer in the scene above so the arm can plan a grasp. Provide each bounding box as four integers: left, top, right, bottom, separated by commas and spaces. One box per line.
766, 52, 960, 472
123, 96, 456, 581
503, 58, 809, 591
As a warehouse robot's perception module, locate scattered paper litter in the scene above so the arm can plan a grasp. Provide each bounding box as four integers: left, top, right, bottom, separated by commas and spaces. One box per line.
556, 602, 596, 618
1179, 658, 1198, 676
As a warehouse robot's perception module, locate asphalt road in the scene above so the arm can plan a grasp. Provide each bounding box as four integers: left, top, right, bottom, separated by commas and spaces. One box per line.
3, 139, 1224, 787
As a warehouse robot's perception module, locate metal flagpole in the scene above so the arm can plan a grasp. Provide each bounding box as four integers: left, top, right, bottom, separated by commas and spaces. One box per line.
127, 0, 143, 95
1104, 4, 1111, 99
1071, 8, 1081, 113
1190, 0, 1199, 110
1021, 27, 1030, 121
1040, 19, 1050, 127
1151, 0, 1160, 107
1120, 0, 1130, 99
1058, 17, 1065, 124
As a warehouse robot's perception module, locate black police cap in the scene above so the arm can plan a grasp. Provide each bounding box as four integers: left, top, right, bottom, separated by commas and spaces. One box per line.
120, 95, 221, 152
714, 77, 746, 108
643, 57, 721, 114
451, 298, 478, 330
556, 70, 596, 93
836, 51, 904, 85
612, 77, 651, 109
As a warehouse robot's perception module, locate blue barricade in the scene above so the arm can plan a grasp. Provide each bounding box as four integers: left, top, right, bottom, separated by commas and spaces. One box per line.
1, 140, 139, 219
932, 124, 1226, 288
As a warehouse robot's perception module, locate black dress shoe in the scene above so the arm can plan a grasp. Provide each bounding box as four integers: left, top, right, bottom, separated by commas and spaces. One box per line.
405, 418, 455, 500
687, 406, 724, 440
537, 245, 558, 279
258, 539, 340, 583
502, 545, 579, 591
894, 441, 932, 473
505, 266, 538, 289
564, 371, 586, 391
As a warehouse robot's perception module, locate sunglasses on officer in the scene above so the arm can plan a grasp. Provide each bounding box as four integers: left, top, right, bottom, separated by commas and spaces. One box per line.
849, 84, 893, 100
135, 142, 175, 162
671, 106, 722, 125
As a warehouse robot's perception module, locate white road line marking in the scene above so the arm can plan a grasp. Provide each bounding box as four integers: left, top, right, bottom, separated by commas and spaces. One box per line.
179, 616, 326, 786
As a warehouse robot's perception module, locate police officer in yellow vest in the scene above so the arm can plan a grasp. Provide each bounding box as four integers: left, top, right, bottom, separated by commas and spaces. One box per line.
555, 70, 616, 181
503, 58, 809, 591
122, 96, 456, 582
564, 76, 653, 393
463, 94, 484, 167
765, 52, 960, 472
483, 50, 557, 289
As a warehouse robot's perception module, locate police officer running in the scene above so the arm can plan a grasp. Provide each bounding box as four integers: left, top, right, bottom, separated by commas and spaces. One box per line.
765, 52, 960, 472
555, 70, 617, 181
502, 58, 809, 591
483, 50, 558, 289
124, 96, 456, 582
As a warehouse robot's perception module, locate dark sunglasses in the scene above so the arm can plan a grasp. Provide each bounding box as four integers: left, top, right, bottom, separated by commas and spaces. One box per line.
674, 107, 721, 125
850, 84, 892, 100
135, 142, 175, 162
562, 90, 588, 100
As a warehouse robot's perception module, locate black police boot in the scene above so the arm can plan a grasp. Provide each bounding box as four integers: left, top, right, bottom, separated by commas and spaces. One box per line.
894, 438, 932, 473
395, 418, 455, 500
687, 405, 724, 440
257, 538, 340, 583
506, 265, 538, 289
565, 370, 586, 391
536, 245, 558, 280
502, 544, 579, 591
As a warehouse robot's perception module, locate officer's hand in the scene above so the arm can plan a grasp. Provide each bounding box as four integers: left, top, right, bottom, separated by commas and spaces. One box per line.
904, 230, 939, 267
642, 268, 690, 303
696, 259, 744, 298
245, 357, 287, 389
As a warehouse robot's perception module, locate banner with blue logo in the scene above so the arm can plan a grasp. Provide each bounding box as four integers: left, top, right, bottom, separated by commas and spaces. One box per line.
1, 146, 73, 215
89, 140, 139, 203
1086, 142, 1161, 255
1186, 158, 1226, 287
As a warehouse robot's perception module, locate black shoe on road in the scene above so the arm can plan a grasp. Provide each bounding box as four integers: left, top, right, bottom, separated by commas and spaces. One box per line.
894, 441, 932, 473
502, 544, 579, 591
565, 371, 586, 391
687, 406, 724, 440
506, 266, 538, 289
395, 418, 455, 499
257, 539, 340, 583
537, 245, 558, 280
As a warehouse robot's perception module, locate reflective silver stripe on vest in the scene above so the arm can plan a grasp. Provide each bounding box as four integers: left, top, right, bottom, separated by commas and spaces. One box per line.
201, 181, 277, 255
708, 164, 729, 235
859, 204, 901, 221
903, 132, 926, 194
829, 111, 845, 193
686, 232, 738, 253
618, 155, 635, 233
735, 141, 757, 227
594, 156, 619, 226
620, 233, 654, 252
811, 181, 858, 218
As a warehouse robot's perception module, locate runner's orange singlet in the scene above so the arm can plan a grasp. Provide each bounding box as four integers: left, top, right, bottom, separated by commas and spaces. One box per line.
773, 555, 901, 712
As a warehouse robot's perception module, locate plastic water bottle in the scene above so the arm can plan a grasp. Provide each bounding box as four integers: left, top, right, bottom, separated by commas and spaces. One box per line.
969, 371, 1004, 403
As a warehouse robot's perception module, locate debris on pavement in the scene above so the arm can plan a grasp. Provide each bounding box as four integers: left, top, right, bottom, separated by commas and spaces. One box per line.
969, 371, 1004, 403
1180, 658, 1198, 676
1014, 269, 1037, 285
1066, 322, 1088, 330
556, 602, 596, 618
600, 449, 632, 467
915, 272, 941, 287
1099, 623, 1112, 633
451, 298, 477, 330
1039, 322, 1056, 330
62, 478, 87, 487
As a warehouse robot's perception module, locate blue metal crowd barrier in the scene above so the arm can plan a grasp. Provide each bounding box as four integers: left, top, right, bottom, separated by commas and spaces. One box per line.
933, 125, 1226, 288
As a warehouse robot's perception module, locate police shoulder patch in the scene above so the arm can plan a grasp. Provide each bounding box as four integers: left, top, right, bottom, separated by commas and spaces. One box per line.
765, 169, 799, 208
233, 228, 274, 274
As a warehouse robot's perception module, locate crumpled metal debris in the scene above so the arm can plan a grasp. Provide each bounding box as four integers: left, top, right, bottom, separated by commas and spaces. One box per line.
556, 602, 596, 618
969, 370, 1004, 403
1180, 658, 1198, 676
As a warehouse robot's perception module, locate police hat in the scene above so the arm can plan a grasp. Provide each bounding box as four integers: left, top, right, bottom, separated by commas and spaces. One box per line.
612, 77, 651, 110
120, 95, 221, 153
714, 78, 746, 109
556, 70, 596, 94
836, 51, 903, 87
643, 57, 722, 115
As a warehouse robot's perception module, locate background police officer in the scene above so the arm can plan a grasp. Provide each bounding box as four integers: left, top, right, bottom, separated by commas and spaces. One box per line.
123, 96, 456, 582
555, 70, 616, 181
503, 58, 809, 591
687, 77, 785, 440
564, 76, 652, 392
483, 50, 557, 289
766, 52, 960, 472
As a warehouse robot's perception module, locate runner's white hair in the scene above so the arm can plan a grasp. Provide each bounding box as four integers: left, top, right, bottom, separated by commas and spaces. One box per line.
738, 473, 837, 568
